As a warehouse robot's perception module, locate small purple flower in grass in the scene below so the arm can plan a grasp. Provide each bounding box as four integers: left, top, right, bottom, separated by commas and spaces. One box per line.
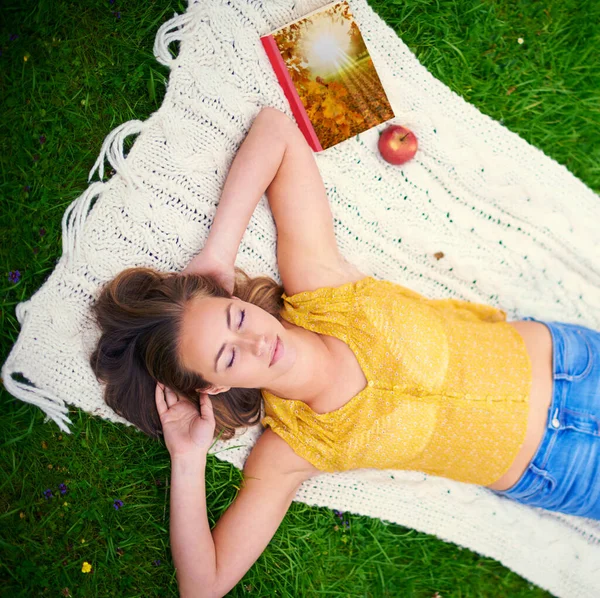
59, 483, 67, 495
23, 185, 31, 192
113, 11, 121, 19
44, 489, 53, 500
39, 135, 46, 145
333, 509, 344, 520
8, 270, 21, 284
39, 228, 46, 237
33, 154, 40, 162
109, 0, 115, 4
113, 499, 124, 510
10, 34, 19, 41
343, 520, 350, 529
152, 559, 161, 567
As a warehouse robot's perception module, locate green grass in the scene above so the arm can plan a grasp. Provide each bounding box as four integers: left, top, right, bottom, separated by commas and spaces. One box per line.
1, 0, 598, 596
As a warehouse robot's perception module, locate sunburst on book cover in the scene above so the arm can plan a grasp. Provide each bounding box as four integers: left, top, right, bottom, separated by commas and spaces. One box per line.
273, 2, 394, 150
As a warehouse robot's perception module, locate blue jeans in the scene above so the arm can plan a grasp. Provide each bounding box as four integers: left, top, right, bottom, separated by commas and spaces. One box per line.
492, 318, 600, 520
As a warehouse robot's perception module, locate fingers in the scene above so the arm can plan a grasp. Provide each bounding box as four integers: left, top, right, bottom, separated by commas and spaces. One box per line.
155, 382, 168, 416
164, 386, 180, 408
198, 393, 215, 424
155, 382, 180, 415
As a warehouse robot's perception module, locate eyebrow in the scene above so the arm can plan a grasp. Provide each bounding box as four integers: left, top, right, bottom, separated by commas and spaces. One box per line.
214, 302, 233, 373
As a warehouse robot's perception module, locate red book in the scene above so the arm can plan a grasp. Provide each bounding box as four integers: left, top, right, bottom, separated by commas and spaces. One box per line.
261, 0, 395, 152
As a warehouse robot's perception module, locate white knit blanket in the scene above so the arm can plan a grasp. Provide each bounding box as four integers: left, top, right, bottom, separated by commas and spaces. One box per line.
3, 1, 599, 595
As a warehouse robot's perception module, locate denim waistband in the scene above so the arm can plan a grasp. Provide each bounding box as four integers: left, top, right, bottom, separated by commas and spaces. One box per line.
493, 317, 600, 519
524, 318, 563, 471
495, 317, 562, 496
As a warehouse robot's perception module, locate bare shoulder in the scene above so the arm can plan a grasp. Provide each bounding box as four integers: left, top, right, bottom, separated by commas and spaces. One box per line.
282, 259, 368, 297
244, 428, 320, 480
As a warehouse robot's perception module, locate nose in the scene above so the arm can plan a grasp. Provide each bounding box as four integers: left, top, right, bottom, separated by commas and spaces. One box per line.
256, 335, 269, 358
238, 332, 269, 358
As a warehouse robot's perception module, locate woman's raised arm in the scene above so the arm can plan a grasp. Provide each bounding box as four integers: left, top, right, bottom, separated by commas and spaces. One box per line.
192, 105, 362, 297
171, 428, 317, 598
196, 107, 292, 267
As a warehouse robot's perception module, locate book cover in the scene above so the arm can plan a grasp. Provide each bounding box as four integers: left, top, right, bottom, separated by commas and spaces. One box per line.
261, 1, 395, 152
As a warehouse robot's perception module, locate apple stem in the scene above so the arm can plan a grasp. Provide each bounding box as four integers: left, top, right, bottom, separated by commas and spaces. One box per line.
400, 133, 409, 142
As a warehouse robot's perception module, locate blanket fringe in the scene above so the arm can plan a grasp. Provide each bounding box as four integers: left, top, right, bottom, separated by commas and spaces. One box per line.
154, 10, 198, 67
61, 182, 105, 265
1, 367, 73, 434
87, 120, 145, 187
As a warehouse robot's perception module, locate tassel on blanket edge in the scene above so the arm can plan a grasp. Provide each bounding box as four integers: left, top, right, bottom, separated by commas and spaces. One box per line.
61, 182, 105, 265
88, 120, 145, 184
41, 414, 73, 434
153, 10, 197, 67
1, 368, 74, 434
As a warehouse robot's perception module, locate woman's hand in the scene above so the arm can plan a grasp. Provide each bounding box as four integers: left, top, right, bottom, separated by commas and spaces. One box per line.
155, 382, 216, 460
181, 249, 235, 295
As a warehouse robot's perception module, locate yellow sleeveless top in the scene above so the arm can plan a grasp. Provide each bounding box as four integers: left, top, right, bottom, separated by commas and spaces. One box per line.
261, 276, 533, 486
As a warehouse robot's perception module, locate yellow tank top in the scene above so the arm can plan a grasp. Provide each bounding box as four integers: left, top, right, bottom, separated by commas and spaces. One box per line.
261, 276, 533, 486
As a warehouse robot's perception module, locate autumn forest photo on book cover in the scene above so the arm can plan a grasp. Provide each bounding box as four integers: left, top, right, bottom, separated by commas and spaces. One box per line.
273, 1, 394, 149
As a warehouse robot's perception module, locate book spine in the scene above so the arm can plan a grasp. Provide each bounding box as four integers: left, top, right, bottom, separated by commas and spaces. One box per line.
260, 35, 323, 152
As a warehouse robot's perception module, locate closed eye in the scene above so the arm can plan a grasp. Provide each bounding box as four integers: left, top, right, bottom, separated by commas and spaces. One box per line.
227, 309, 246, 368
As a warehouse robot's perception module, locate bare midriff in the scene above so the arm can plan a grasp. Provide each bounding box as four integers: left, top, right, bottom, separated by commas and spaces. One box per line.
486, 321, 554, 491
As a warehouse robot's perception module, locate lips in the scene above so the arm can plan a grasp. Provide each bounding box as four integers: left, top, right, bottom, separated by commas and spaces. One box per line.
269, 336, 279, 366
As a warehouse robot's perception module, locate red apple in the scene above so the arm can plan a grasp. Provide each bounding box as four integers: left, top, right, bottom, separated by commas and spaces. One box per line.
378, 125, 418, 165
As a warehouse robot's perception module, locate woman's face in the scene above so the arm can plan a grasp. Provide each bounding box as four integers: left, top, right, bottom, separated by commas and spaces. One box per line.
178, 295, 295, 392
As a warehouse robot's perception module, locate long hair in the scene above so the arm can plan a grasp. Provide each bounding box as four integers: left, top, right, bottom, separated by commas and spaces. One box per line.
89, 266, 284, 440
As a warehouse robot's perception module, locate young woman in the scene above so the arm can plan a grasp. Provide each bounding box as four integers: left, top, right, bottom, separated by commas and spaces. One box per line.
90, 107, 600, 597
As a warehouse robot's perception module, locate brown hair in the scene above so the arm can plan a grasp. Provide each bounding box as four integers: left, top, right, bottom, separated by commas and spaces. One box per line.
89, 266, 284, 440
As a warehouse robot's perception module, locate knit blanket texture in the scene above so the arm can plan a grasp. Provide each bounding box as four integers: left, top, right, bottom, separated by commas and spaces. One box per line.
3, 1, 600, 596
